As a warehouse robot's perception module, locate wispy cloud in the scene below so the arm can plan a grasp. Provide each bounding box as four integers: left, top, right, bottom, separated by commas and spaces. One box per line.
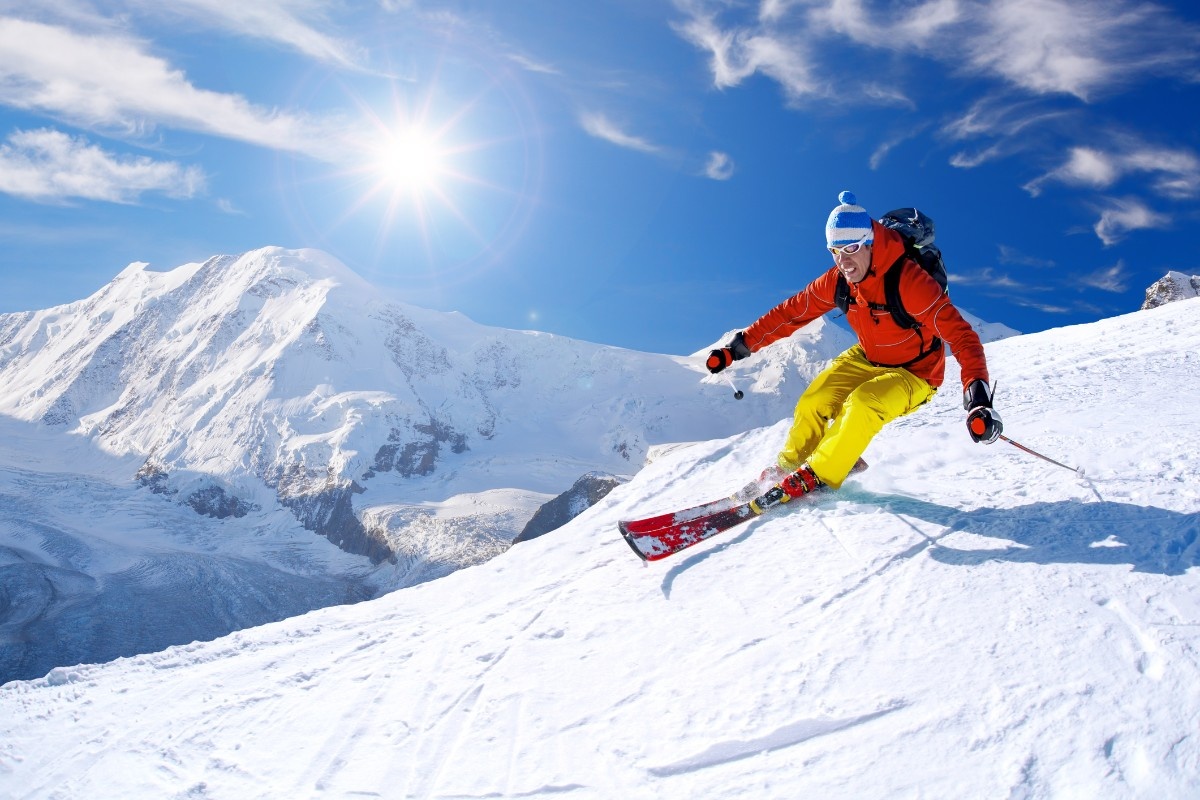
1081, 260, 1129, 292
706, 0, 1198, 102
869, 124, 929, 170
704, 150, 734, 180
216, 197, 246, 215
996, 245, 1055, 268
1092, 197, 1169, 245
950, 267, 1036, 291
672, 0, 1199, 106
125, 0, 363, 67
505, 51, 561, 75
579, 112, 662, 154
670, 0, 1200, 165
0, 16, 348, 162
941, 97, 1071, 145
0, 128, 204, 203
1007, 297, 1075, 315
941, 96, 1074, 168
809, 0, 961, 48
671, 8, 822, 104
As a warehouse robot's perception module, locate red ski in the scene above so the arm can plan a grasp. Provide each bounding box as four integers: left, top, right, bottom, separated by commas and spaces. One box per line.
618, 460, 866, 562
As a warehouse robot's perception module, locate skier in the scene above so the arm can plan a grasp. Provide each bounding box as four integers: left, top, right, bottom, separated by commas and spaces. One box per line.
706, 191, 1003, 499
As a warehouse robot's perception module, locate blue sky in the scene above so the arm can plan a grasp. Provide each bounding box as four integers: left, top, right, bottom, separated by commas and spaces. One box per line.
1, 1, 1198, 356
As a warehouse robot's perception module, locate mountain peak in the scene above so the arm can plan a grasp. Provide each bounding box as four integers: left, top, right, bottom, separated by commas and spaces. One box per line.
188, 246, 375, 298
1141, 270, 1200, 310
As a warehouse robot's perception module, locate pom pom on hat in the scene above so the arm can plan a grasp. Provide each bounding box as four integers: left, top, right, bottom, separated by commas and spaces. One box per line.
826, 190, 874, 248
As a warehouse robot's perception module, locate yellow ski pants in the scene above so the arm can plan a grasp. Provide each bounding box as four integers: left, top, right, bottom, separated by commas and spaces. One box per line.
778, 345, 936, 488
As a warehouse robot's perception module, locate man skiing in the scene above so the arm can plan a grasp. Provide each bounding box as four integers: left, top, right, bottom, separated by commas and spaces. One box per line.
706, 191, 1002, 500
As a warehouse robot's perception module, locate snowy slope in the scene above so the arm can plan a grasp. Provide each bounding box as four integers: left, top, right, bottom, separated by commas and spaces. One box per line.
2, 299, 1196, 798
0, 247, 858, 684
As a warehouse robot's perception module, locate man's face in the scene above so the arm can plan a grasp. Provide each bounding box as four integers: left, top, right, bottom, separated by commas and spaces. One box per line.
832, 241, 872, 284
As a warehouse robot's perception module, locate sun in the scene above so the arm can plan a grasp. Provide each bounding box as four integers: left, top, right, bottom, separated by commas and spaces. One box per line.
317, 77, 542, 281
373, 126, 447, 192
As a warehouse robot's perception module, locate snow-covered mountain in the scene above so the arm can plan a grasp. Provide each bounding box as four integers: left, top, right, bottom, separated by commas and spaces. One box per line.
0, 247, 849, 552
2, 293, 1197, 798
1142, 270, 1200, 309
0, 247, 866, 684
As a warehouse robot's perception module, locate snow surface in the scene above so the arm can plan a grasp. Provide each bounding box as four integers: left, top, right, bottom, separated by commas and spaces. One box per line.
1, 296, 1197, 798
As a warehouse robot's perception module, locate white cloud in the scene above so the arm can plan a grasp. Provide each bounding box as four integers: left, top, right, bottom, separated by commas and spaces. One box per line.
0, 16, 348, 162
1052, 147, 1119, 187
811, 0, 961, 45
1092, 197, 1169, 245
1023, 147, 1118, 196
967, 0, 1195, 101
579, 112, 661, 154
704, 151, 734, 180
0, 128, 204, 203
1025, 142, 1200, 198
758, 0, 799, 24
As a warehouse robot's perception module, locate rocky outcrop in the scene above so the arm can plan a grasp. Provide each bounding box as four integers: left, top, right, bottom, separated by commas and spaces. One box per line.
367, 419, 469, 479
1142, 271, 1200, 310
136, 461, 255, 519
514, 472, 627, 544
273, 465, 393, 564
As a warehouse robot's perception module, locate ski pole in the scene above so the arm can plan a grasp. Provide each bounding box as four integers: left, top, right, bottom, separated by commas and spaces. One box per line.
986, 381, 1081, 474
998, 434, 1082, 475
723, 373, 744, 400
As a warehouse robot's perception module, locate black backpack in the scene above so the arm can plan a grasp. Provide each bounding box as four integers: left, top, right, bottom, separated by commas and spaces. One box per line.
833, 207, 948, 365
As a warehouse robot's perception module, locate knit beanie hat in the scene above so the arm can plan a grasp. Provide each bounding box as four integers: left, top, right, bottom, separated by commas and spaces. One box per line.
825, 191, 874, 248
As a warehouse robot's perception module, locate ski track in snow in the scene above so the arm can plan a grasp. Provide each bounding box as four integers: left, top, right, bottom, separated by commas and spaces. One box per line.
1, 298, 1200, 797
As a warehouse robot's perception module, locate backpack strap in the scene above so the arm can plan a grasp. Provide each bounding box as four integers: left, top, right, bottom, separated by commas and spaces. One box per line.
834, 273, 851, 313
882, 254, 919, 330
880, 254, 942, 367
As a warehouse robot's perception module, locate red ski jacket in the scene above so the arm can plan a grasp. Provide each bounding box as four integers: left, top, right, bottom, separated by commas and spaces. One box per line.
741, 221, 989, 390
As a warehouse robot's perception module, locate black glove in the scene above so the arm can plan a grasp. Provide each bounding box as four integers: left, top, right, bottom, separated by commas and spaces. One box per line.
963, 379, 1003, 444
706, 332, 752, 374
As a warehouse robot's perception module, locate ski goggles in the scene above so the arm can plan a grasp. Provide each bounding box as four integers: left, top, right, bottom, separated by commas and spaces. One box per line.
828, 235, 870, 257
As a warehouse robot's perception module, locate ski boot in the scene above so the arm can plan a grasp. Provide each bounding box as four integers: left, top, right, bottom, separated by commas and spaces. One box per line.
750, 465, 822, 513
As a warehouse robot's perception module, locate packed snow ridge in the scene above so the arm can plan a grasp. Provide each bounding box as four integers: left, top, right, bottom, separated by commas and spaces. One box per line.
1, 288, 1198, 798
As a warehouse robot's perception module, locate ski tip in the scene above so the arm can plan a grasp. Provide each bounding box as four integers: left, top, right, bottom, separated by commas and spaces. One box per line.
617, 522, 650, 562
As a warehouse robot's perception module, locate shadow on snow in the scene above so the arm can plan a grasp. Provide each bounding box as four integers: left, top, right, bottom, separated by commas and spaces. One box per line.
841, 489, 1200, 576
